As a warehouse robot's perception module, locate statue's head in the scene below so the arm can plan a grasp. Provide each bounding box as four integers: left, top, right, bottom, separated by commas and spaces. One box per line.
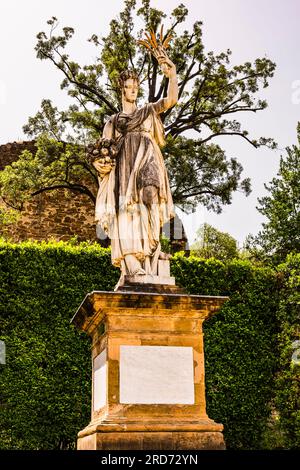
118, 70, 139, 104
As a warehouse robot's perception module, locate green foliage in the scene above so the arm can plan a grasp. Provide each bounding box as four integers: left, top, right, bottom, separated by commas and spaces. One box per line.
273, 253, 300, 449
171, 253, 279, 449
160, 232, 172, 253
246, 123, 300, 264
0, 135, 97, 210
0, 208, 20, 226
0, 1, 276, 216
164, 135, 251, 213
1, 240, 294, 450
0, 239, 119, 449
190, 223, 239, 260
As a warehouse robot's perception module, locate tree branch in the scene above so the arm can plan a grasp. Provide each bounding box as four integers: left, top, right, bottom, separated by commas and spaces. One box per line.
70, 160, 99, 186
155, 76, 167, 101
197, 131, 258, 148
1, 196, 23, 211
138, 55, 147, 77
123, 30, 135, 70
148, 56, 158, 102
199, 72, 264, 107
41, 49, 117, 113
178, 58, 197, 100
31, 183, 96, 203
173, 188, 217, 200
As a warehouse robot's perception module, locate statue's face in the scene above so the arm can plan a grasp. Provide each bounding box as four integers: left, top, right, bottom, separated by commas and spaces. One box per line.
122, 78, 139, 103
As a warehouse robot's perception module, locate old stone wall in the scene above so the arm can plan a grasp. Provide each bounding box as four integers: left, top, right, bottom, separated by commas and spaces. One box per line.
0, 141, 98, 242
0, 141, 36, 170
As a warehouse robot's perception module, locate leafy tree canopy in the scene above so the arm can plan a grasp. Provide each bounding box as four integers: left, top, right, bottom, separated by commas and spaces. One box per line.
190, 222, 239, 261
246, 123, 300, 264
0, 0, 276, 215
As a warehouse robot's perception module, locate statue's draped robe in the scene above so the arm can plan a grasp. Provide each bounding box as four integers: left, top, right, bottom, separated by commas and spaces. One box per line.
95, 102, 174, 274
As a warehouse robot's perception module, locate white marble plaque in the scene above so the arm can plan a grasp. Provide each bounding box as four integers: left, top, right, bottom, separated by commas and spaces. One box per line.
120, 345, 194, 404
93, 349, 107, 411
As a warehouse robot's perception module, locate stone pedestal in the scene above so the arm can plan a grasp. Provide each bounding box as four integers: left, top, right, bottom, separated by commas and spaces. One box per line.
71, 290, 228, 450
115, 259, 177, 292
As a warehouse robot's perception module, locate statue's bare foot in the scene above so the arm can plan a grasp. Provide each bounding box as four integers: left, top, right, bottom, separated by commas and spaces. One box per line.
159, 251, 172, 260
125, 254, 146, 276
132, 267, 146, 275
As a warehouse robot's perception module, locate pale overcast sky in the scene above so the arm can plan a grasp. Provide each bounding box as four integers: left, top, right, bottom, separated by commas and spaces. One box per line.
0, 0, 299, 246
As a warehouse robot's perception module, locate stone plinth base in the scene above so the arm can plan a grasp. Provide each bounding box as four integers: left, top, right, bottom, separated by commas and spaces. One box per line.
72, 290, 228, 451
78, 430, 225, 450
122, 274, 176, 286
115, 260, 179, 293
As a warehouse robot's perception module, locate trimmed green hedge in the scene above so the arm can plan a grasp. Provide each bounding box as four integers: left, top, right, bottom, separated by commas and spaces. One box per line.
0, 240, 284, 449
0, 240, 119, 450
274, 253, 300, 449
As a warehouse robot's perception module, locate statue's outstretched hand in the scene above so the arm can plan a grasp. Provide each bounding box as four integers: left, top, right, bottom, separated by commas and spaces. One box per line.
88, 138, 117, 177
138, 27, 176, 78
157, 50, 176, 78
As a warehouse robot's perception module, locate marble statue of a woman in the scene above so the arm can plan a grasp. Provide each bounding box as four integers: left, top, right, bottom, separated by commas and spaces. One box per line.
92, 44, 178, 282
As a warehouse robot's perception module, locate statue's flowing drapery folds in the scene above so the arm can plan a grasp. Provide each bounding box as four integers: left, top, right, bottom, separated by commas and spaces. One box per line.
95, 102, 174, 275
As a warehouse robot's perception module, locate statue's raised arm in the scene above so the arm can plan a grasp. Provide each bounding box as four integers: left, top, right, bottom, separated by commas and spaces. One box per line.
139, 28, 178, 113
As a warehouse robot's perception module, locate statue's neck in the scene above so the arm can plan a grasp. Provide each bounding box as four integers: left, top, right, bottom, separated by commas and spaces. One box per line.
122, 98, 137, 115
